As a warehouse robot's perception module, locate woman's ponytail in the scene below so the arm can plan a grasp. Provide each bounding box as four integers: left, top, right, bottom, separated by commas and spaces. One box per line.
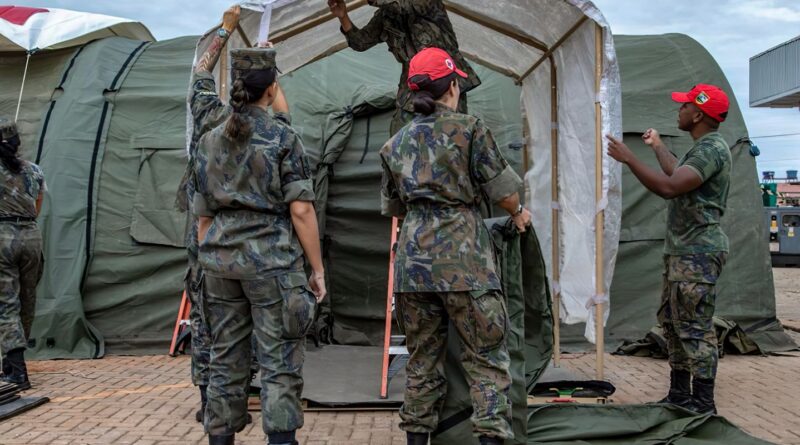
224, 78, 253, 142
0, 136, 22, 174
409, 73, 458, 116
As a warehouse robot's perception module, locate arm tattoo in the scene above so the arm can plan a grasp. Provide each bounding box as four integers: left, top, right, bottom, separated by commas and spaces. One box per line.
195, 33, 229, 74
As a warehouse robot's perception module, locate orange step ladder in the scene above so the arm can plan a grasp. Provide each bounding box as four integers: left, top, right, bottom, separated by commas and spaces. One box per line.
380, 217, 408, 399
169, 290, 192, 356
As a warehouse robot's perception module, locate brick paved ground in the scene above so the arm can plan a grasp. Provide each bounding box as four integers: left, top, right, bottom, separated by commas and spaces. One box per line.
0, 267, 798, 445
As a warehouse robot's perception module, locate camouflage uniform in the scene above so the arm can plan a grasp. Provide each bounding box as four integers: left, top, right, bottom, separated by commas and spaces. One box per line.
659, 131, 731, 380
341, 0, 481, 134
192, 48, 317, 439
380, 104, 520, 439
0, 120, 45, 356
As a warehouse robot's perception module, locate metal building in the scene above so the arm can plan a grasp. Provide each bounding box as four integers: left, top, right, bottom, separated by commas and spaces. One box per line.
750, 35, 800, 108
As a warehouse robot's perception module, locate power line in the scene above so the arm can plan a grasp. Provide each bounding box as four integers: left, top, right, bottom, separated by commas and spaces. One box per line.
749, 132, 800, 139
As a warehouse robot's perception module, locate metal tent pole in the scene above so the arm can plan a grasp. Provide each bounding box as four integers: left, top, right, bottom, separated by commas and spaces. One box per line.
14, 51, 33, 122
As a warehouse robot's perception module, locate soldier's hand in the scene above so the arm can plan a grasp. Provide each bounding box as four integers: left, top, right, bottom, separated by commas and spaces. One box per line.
310, 270, 327, 303
606, 134, 633, 164
328, 0, 348, 19
642, 128, 661, 147
222, 5, 241, 33
512, 208, 532, 233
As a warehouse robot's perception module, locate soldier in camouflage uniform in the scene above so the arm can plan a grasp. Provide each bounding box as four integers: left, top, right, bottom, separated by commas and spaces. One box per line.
380, 48, 531, 445
607, 84, 732, 415
328, 0, 480, 134
192, 41, 327, 445
0, 118, 45, 391
179, 6, 264, 425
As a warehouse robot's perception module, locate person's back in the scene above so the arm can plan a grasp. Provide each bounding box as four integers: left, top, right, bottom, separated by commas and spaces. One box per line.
0, 160, 45, 219
196, 107, 311, 279
382, 107, 506, 291
0, 118, 45, 391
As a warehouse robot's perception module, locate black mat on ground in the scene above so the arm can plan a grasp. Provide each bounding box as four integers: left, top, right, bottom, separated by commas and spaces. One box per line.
302, 345, 404, 407
0, 396, 49, 421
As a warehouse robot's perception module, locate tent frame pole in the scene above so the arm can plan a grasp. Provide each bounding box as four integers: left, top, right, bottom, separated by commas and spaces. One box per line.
594, 23, 605, 381
519, 16, 588, 83
14, 51, 32, 122
549, 55, 561, 367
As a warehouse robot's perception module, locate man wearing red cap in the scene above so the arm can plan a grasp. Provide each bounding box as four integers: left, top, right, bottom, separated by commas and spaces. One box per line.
606, 84, 732, 415
328, 0, 480, 134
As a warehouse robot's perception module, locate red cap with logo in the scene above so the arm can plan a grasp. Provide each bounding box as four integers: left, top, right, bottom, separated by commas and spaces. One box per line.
407, 47, 467, 91
671, 84, 730, 122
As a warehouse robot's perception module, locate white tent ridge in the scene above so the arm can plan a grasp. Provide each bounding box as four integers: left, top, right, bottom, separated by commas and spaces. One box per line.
194, 0, 622, 377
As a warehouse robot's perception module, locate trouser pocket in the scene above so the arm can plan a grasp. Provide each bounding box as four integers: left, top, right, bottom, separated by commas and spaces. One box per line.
277, 272, 317, 339
468, 290, 509, 351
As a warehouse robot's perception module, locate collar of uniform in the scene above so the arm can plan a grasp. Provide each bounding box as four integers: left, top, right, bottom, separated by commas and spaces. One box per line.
693, 131, 721, 144
434, 102, 456, 114
244, 104, 269, 119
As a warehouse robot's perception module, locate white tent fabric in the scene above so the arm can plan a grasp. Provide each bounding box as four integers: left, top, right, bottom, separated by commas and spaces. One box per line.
192, 0, 622, 343
0, 5, 153, 52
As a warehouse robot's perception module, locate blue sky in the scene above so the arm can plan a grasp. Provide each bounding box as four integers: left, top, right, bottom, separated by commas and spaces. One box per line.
14, 0, 800, 177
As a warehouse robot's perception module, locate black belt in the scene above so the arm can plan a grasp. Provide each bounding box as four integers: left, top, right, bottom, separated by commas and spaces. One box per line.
0, 216, 36, 223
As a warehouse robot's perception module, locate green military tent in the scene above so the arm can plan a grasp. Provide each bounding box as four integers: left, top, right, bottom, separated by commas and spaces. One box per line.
0, 29, 792, 360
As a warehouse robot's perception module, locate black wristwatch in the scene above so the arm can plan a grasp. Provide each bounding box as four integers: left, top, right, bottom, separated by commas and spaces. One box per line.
512, 204, 524, 217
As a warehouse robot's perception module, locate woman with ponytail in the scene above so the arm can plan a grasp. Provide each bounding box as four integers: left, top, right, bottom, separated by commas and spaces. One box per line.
379, 48, 532, 445
191, 39, 325, 445
0, 118, 45, 392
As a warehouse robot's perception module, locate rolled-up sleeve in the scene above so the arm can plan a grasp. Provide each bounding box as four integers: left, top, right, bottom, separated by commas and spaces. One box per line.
471, 119, 522, 202
380, 155, 406, 218
280, 131, 315, 203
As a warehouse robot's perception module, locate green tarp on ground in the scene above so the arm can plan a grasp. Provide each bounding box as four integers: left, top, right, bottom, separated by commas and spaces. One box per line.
527, 405, 774, 444
0, 32, 792, 358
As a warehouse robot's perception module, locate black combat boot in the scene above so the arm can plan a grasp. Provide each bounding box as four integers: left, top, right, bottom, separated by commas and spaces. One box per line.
208, 433, 234, 445
407, 432, 429, 445
691, 378, 717, 415
479, 436, 504, 445
196, 385, 208, 423
656, 370, 693, 409
268, 431, 298, 444
0, 348, 30, 390
1, 355, 10, 377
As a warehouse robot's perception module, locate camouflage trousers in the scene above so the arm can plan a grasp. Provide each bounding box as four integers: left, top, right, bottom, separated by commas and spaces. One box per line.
186, 264, 211, 386
203, 272, 316, 436
0, 223, 43, 355
658, 253, 727, 380
390, 92, 468, 135
396, 291, 513, 439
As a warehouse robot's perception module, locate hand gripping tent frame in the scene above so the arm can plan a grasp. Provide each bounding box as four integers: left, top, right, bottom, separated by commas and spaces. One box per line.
191, 0, 623, 378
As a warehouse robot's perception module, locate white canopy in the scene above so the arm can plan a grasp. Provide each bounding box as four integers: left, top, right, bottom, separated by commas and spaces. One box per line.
195, 0, 623, 373
0, 5, 153, 52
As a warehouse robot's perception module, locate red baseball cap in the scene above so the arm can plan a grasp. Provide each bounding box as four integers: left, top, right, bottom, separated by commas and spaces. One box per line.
407, 47, 467, 91
671, 84, 730, 122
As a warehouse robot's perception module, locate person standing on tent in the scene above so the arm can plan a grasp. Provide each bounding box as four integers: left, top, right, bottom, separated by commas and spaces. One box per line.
192, 38, 327, 445
0, 118, 45, 391
328, 0, 480, 134
606, 84, 732, 415
380, 48, 531, 445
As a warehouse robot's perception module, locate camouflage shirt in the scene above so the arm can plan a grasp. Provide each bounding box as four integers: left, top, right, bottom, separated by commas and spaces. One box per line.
182, 71, 290, 266
342, 0, 480, 114
192, 103, 314, 280
380, 103, 522, 292
665, 131, 731, 255
0, 160, 46, 218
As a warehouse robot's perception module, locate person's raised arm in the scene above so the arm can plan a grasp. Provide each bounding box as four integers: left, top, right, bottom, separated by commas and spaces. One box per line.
329, 0, 385, 52
607, 134, 703, 199
643, 128, 678, 176
195, 5, 241, 74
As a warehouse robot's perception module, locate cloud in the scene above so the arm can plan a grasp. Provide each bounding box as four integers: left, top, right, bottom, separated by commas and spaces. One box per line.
731, 0, 800, 23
